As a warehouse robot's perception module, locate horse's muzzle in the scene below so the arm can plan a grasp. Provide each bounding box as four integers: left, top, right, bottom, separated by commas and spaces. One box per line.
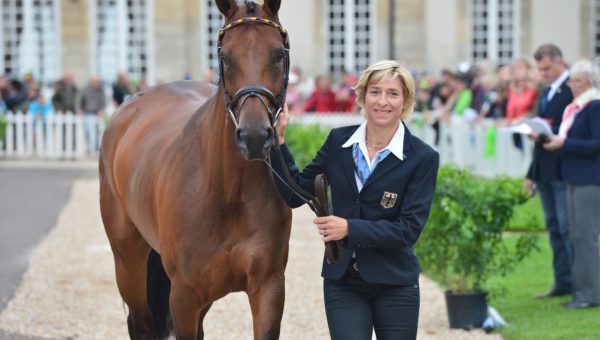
235, 126, 273, 161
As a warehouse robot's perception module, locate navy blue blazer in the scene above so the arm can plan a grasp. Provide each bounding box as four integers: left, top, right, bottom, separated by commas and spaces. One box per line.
527, 79, 573, 181
271, 124, 439, 285
561, 100, 600, 185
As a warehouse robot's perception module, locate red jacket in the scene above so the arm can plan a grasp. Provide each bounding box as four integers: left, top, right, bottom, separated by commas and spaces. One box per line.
303, 89, 337, 113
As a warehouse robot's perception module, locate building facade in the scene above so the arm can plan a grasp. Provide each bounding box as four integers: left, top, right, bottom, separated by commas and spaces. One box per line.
0, 0, 595, 86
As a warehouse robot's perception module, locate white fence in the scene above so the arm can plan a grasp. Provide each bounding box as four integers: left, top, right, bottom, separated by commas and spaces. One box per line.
0, 111, 532, 177
0, 112, 104, 160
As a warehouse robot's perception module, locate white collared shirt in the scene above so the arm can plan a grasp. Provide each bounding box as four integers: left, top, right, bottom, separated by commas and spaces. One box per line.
547, 70, 570, 102
341, 121, 405, 191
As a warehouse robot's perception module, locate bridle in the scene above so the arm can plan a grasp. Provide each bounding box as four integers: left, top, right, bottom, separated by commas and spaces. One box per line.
217, 17, 290, 129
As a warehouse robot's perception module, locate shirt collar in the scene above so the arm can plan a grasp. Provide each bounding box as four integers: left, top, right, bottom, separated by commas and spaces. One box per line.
548, 70, 570, 100
342, 121, 405, 160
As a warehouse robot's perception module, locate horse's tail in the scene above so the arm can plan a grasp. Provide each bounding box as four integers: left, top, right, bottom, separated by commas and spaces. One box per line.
147, 249, 173, 339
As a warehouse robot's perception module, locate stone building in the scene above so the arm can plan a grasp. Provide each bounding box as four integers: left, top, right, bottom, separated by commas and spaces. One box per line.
0, 0, 595, 86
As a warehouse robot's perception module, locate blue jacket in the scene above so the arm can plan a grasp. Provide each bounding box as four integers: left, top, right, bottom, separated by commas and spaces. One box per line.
527, 79, 573, 181
561, 100, 600, 185
271, 124, 439, 285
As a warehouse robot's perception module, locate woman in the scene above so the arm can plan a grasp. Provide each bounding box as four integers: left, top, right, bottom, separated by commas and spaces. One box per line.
544, 59, 600, 309
272, 60, 439, 339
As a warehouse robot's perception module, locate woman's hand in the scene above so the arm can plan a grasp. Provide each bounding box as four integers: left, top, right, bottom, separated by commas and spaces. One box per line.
314, 215, 348, 242
275, 104, 289, 145
543, 135, 565, 151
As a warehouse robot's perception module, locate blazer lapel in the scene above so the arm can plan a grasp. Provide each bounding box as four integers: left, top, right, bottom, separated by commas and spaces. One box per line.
340, 130, 359, 194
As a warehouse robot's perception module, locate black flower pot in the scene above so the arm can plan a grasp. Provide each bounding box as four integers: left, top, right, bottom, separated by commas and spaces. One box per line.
444, 290, 488, 330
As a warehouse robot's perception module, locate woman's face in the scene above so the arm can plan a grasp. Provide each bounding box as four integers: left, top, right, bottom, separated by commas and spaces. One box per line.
365, 76, 405, 128
569, 74, 591, 98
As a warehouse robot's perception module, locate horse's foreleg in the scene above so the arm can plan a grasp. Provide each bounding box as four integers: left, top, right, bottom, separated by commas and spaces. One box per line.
196, 302, 213, 339
170, 280, 204, 340
100, 180, 155, 339
247, 274, 285, 340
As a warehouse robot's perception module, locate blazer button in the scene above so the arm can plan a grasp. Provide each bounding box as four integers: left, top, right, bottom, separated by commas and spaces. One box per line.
326, 258, 332, 264
355, 198, 360, 204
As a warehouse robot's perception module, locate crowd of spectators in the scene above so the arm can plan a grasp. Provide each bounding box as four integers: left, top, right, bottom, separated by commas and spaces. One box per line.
414, 58, 544, 125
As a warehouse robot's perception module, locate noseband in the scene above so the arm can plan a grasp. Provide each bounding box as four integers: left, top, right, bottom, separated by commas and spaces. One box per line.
218, 17, 290, 129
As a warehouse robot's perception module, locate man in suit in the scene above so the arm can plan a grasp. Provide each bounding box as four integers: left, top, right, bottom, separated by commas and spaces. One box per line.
525, 44, 573, 298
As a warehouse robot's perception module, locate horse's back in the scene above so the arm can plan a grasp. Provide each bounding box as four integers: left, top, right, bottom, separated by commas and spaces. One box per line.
102, 80, 215, 156
100, 80, 216, 245
102, 80, 215, 175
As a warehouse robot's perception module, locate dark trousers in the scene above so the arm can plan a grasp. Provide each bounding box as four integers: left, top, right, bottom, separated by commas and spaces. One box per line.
323, 269, 419, 340
536, 180, 572, 291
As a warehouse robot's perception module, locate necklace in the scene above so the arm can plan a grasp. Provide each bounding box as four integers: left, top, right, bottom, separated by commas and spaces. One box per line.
365, 139, 385, 151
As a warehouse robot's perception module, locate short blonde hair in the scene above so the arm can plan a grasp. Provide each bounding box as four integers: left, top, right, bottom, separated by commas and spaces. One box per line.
353, 60, 416, 120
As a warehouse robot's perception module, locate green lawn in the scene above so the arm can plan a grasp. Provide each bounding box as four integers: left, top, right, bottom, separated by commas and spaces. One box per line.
487, 236, 600, 340
509, 195, 544, 232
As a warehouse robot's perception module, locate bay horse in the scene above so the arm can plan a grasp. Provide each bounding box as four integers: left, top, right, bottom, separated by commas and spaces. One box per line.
99, 0, 292, 338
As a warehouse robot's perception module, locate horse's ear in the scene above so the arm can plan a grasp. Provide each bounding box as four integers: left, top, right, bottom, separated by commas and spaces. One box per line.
263, 0, 281, 17
215, 0, 237, 17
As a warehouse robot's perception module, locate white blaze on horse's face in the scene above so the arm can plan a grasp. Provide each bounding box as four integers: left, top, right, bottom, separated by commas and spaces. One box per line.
217, 0, 286, 161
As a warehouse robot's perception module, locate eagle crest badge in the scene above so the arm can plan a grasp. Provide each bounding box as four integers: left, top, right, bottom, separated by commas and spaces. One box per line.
380, 191, 398, 209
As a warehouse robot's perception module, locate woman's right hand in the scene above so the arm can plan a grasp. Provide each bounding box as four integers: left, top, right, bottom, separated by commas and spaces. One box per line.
276, 104, 289, 145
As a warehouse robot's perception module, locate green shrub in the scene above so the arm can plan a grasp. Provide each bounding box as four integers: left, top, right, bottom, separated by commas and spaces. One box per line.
417, 164, 539, 293
284, 123, 330, 169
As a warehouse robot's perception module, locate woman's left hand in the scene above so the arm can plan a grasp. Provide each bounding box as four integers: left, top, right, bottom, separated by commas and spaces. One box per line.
314, 215, 348, 242
543, 135, 565, 150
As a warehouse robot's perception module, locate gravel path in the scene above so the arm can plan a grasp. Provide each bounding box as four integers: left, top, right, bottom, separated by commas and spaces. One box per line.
0, 178, 500, 339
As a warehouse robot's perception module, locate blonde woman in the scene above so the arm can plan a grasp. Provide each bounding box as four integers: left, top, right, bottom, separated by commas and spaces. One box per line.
271, 60, 439, 339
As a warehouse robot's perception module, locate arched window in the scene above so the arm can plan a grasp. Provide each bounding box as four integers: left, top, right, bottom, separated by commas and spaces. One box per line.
0, 0, 60, 84
469, 0, 520, 66
326, 0, 374, 77
201, 0, 224, 73
90, 0, 154, 84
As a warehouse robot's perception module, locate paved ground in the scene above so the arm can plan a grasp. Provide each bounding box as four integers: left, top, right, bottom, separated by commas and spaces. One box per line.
0, 161, 500, 339
0, 160, 96, 339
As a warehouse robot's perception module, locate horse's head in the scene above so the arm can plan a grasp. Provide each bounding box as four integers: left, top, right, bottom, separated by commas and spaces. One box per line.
216, 0, 289, 161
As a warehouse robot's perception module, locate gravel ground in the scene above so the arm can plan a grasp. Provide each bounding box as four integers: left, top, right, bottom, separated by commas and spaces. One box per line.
0, 178, 501, 339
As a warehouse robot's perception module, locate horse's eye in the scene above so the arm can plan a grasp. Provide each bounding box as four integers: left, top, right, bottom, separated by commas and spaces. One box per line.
220, 52, 231, 66
274, 50, 286, 63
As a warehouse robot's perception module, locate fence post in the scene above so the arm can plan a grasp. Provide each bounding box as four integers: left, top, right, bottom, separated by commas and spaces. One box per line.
26, 115, 34, 157
55, 114, 64, 159
15, 113, 25, 158
74, 114, 85, 159
6, 113, 15, 157
35, 117, 44, 157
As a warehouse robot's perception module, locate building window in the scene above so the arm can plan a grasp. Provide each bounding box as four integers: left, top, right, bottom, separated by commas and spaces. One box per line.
0, 0, 60, 84
469, 0, 519, 66
91, 0, 153, 84
593, 0, 600, 58
326, 0, 374, 77
201, 0, 224, 73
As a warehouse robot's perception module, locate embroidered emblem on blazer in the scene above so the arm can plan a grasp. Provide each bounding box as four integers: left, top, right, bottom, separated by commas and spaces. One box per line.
380, 191, 398, 209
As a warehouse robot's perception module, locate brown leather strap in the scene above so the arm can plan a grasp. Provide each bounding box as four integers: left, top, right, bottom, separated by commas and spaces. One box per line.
314, 174, 343, 263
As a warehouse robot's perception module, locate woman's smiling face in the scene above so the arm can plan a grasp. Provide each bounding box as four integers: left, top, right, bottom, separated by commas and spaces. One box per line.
365, 76, 405, 128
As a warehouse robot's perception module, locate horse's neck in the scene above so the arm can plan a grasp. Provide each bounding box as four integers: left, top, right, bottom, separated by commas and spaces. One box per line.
195, 89, 268, 202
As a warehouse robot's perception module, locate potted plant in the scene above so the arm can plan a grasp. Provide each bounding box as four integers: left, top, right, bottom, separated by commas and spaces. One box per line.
417, 164, 538, 330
